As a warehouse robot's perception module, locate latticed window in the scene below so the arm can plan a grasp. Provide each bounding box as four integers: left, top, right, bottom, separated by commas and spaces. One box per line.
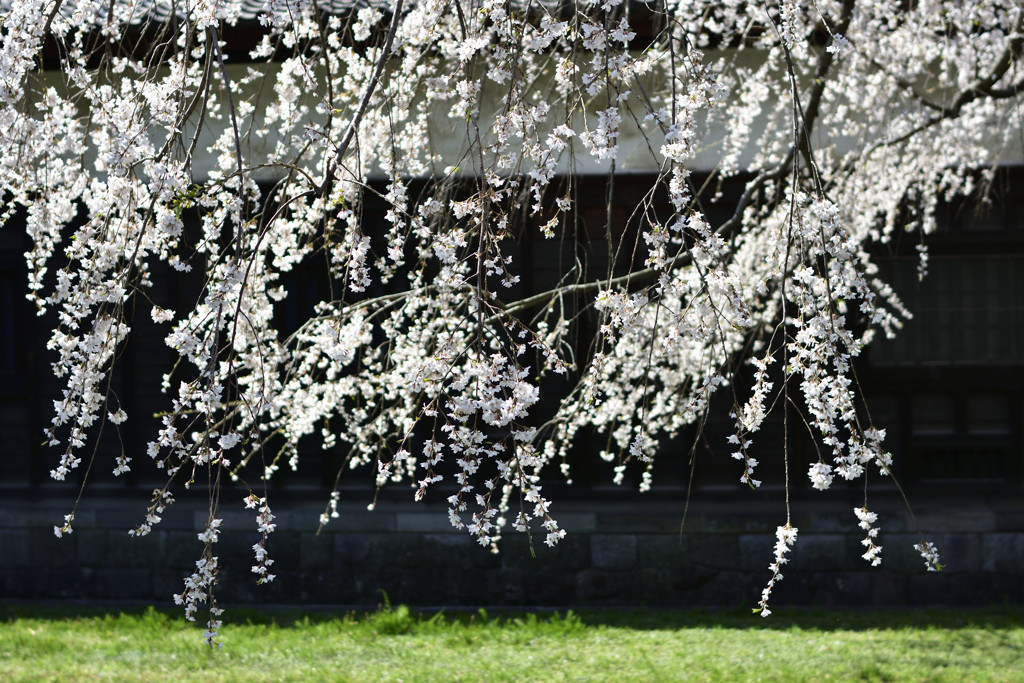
864, 177, 1024, 485
0, 258, 34, 486
866, 391, 1020, 484
0, 267, 16, 377
871, 255, 1024, 366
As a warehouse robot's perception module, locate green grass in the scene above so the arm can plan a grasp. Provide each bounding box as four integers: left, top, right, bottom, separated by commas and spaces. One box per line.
1, 603, 1021, 682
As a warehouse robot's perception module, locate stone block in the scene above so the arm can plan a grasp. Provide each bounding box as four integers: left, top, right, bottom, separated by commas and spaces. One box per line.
689, 534, 739, 569
55, 567, 98, 599
791, 534, 848, 572
693, 569, 760, 606
871, 571, 908, 605
500, 534, 590, 572
0, 529, 30, 568
31, 530, 77, 568
242, 569, 295, 604
0, 568, 36, 599
921, 533, 981, 573
334, 534, 370, 565
552, 512, 598, 533
299, 531, 333, 570
164, 530, 203, 569
105, 529, 166, 568
0, 507, 22, 529
196, 509, 252, 531
590, 534, 637, 571
800, 511, 849, 533
298, 568, 363, 604
497, 570, 526, 604
152, 504, 196, 530
96, 506, 144, 530
620, 567, 675, 604
75, 529, 109, 567
215, 529, 261, 566
690, 513, 777, 535
18, 568, 96, 599
262, 530, 300, 574
96, 568, 152, 600
576, 569, 625, 601
258, 509, 292, 532
373, 568, 442, 605
153, 569, 184, 600
907, 572, 952, 604
940, 572, 1022, 604
365, 533, 425, 570
461, 570, 507, 605
993, 507, 1024, 533
419, 533, 497, 570
315, 507, 396, 533
738, 533, 774, 572
0, 507, 72, 529
636, 534, 687, 569
916, 508, 996, 533
801, 572, 871, 606
60, 508, 98, 529
396, 510, 458, 532
97, 502, 192, 531
878, 533, 925, 573
668, 564, 717, 593
595, 512, 686, 534
803, 507, 909, 535
506, 570, 577, 606
981, 533, 1024, 573
351, 570, 398, 606
213, 568, 255, 603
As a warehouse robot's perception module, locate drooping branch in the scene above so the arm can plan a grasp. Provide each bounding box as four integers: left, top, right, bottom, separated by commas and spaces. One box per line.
317, 0, 406, 198
864, 7, 1024, 155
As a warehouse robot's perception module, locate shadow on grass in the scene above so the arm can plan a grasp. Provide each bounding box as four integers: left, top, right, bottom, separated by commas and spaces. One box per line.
2, 602, 1022, 634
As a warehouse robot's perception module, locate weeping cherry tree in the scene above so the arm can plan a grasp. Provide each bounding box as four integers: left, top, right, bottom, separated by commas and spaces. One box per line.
2, 0, 1020, 641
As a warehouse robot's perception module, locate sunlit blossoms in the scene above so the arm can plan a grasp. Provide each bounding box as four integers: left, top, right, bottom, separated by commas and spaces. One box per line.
757, 524, 799, 618
915, 541, 944, 573
855, 507, 882, 567
5, 0, 1014, 633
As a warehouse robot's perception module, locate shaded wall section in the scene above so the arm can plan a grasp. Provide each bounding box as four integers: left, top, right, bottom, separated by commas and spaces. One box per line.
2, 494, 1021, 608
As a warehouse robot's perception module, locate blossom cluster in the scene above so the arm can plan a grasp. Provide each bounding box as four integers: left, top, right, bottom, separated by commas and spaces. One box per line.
756, 525, 798, 617
246, 495, 278, 584
855, 507, 882, 566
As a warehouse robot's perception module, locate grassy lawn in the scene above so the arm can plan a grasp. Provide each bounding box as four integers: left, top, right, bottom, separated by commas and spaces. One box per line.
1, 603, 1021, 682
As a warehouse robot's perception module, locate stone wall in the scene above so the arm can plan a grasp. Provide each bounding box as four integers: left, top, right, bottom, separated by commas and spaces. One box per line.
2, 493, 1022, 608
